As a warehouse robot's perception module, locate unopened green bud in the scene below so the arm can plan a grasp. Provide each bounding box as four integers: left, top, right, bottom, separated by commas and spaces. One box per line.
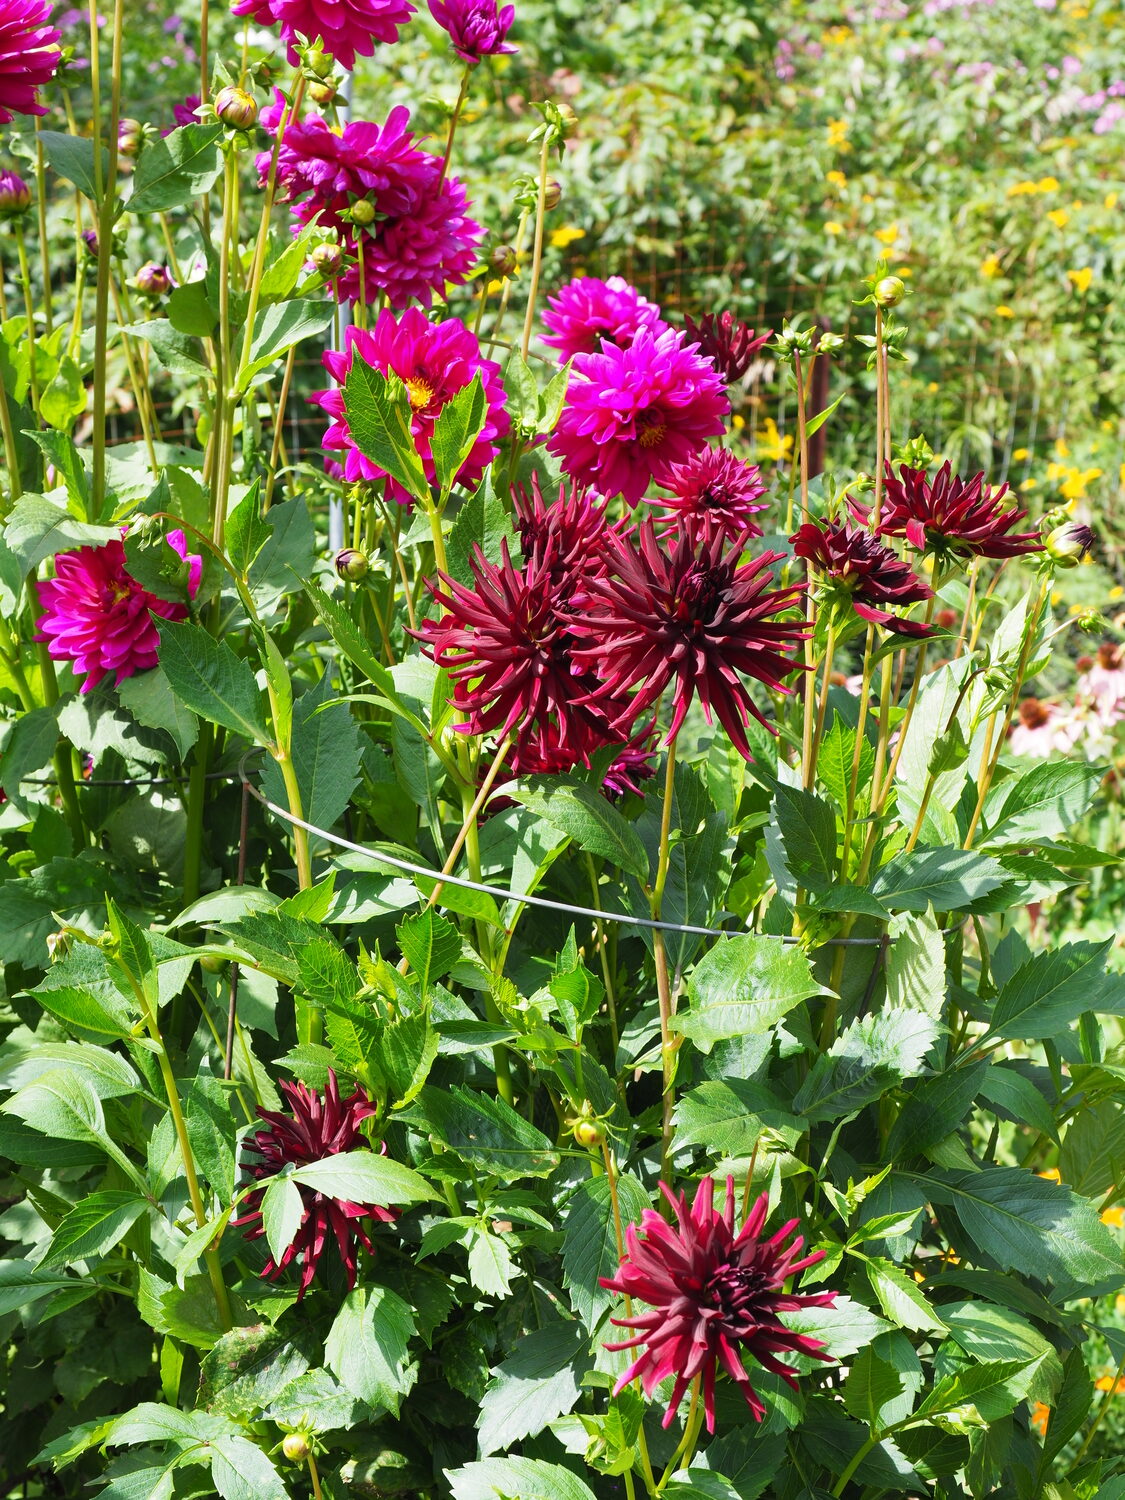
349, 198, 376, 227
556, 102, 579, 138
134, 261, 173, 297
310, 241, 343, 275
214, 85, 259, 130
282, 1432, 311, 1462
874, 276, 906, 308
303, 43, 334, 79
816, 330, 845, 354
1045, 522, 1095, 566
117, 118, 144, 158
490, 243, 518, 277
307, 77, 337, 106
335, 547, 369, 582
1077, 608, 1106, 634
544, 179, 563, 211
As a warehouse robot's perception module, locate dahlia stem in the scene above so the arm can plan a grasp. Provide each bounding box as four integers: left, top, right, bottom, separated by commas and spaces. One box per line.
650, 740, 679, 1186
488, 206, 529, 352
0, 364, 23, 504
182, 720, 213, 910
838, 622, 877, 877
1074, 1351, 1125, 1465
264, 347, 298, 509
440, 65, 474, 183
520, 133, 552, 362
424, 735, 514, 910
600, 1141, 658, 1497
807, 616, 838, 790
871, 306, 885, 527
657, 1379, 703, 1490
585, 852, 619, 1056
91, 0, 125, 520
831, 1430, 885, 1497
32, 121, 53, 337
13, 222, 41, 419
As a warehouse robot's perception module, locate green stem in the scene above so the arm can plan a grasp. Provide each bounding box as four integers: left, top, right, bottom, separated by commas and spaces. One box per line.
657, 1381, 703, 1491
650, 741, 679, 1185
520, 134, 552, 362
831, 1431, 882, 1497
13, 222, 41, 417
182, 720, 214, 909
91, 0, 125, 518
33, 121, 53, 336
440, 65, 474, 181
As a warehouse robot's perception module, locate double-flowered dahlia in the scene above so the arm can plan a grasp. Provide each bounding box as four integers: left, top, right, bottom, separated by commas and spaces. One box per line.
541, 275, 668, 362
648, 446, 768, 546
231, 0, 414, 69
233, 1071, 399, 1296
682, 310, 772, 384
549, 327, 729, 506
0, 0, 61, 123
262, 105, 482, 307
313, 308, 508, 500
861, 460, 1043, 560
570, 523, 806, 760
600, 1177, 836, 1430
428, 0, 515, 61
36, 531, 201, 693
512, 474, 613, 593
791, 518, 934, 635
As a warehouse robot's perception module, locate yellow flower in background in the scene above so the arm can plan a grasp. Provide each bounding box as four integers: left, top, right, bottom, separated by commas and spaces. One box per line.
1067, 267, 1093, 294
1120, 461, 1125, 486
757, 417, 793, 464
1038, 175, 1060, 192
1102, 1205, 1125, 1228
1096, 1375, 1125, 1394
927, 381, 939, 393
980, 253, 1001, 278
1038, 1168, 1062, 1183
1061, 466, 1102, 499
1110, 585, 1125, 602
549, 225, 586, 249
826, 169, 848, 189
1102, 418, 1115, 431
897, 266, 913, 277
1012, 447, 1030, 461
996, 305, 1015, 318
486, 278, 507, 294
1047, 208, 1070, 228
827, 118, 851, 149
1007, 180, 1039, 196
731, 413, 745, 431
825, 221, 844, 235
1106, 192, 1119, 210
875, 222, 899, 245
1021, 478, 1038, 491
1054, 437, 1070, 458
822, 25, 853, 44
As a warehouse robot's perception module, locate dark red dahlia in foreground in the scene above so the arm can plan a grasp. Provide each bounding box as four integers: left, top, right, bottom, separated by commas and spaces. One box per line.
649, 445, 769, 547
860, 461, 1042, 560
600, 1177, 836, 1431
571, 524, 807, 760
791, 518, 933, 635
512, 475, 614, 595
232, 1071, 398, 1297
682, 310, 772, 384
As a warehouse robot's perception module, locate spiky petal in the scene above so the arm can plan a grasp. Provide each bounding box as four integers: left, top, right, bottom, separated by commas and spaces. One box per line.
859, 461, 1043, 560
649, 446, 769, 547
791, 518, 933, 635
682, 311, 772, 383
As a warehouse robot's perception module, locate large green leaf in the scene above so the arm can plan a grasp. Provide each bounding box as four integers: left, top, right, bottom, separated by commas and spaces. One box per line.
342, 363, 429, 503
872, 849, 1008, 912
448, 1459, 599, 1500
792, 1010, 939, 1123
240, 301, 335, 391
912, 1358, 1042, 1424
561, 1172, 650, 1329
401, 1085, 559, 1177
884, 1061, 988, 1160
987, 939, 1117, 1040
430, 373, 488, 495
199, 1324, 312, 1422
771, 782, 838, 891
986, 760, 1103, 846
677, 935, 827, 1052
157, 620, 271, 745
325, 1285, 416, 1413
260, 671, 361, 832
672, 1080, 803, 1159
478, 1321, 587, 1455
38, 130, 107, 199
290, 1151, 433, 1206
41, 1190, 148, 1269
128, 123, 224, 213
507, 777, 650, 883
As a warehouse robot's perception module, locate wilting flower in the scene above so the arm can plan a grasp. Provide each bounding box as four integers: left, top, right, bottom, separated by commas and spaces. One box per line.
230, 0, 415, 70
0, 0, 61, 124
648, 446, 769, 546
863, 461, 1043, 559
541, 275, 667, 362
313, 308, 508, 501
232, 1071, 398, 1296
428, 0, 516, 62
0, 169, 30, 217
600, 1177, 836, 1431
682, 310, 772, 383
571, 523, 806, 760
262, 106, 482, 307
550, 327, 729, 506
36, 531, 202, 693
791, 519, 933, 634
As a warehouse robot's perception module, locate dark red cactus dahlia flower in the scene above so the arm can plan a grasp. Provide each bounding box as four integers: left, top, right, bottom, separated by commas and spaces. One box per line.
648, 446, 769, 548
791, 518, 934, 635
859, 461, 1042, 560
600, 1177, 836, 1431
683, 311, 772, 384
571, 524, 807, 760
232, 1071, 398, 1296
512, 475, 614, 596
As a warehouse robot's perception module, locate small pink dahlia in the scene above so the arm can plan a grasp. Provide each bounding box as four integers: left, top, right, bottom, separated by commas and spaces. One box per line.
0, 0, 62, 124
313, 308, 509, 501
230, 0, 415, 70
36, 531, 202, 693
428, 0, 516, 62
548, 326, 729, 506
541, 275, 668, 362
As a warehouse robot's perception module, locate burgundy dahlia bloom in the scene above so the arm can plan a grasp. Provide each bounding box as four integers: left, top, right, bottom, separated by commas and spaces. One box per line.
862, 461, 1043, 560
570, 523, 807, 760
791, 519, 933, 635
36, 531, 202, 693
600, 1177, 836, 1431
313, 308, 508, 501
428, 0, 515, 62
512, 474, 613, 595
232, 1071, 398, 1297
541, 275, 668, 363
549, 326, 729, 507
230, 0, 415, 69
0, 0, 61, 123
649, 446, 769, 546
682, 310, 772, 384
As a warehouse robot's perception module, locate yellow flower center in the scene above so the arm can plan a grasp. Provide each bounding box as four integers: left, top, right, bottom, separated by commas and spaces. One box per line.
405, 376, 436, 411
637, 411, 667, 449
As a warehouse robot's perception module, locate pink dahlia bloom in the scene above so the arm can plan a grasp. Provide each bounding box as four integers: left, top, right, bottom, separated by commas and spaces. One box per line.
541, 275, 668, 362
261, 105, 482, 307
549, 326, 729, 506
648, 445, 769, 546
428, 0, 516, 62
0, 0, 62, 124
230, 0, 415, 70
36, 530, 202, 693
171, 93, 201, 128
313, 308, 509, 501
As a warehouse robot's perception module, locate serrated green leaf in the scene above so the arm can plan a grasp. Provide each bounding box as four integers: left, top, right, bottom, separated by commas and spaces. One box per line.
562, 1172, 650, 1329
507, 776, 650, 882
793, 1010, 939, 1124
157, 620, 271, 745
677, 935, 827, 1052
325, 1285, 416, 1413
479, 1322, 587, 1455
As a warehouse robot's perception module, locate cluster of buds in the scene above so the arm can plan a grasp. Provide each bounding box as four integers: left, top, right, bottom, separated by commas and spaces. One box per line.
299, 37, 342, 106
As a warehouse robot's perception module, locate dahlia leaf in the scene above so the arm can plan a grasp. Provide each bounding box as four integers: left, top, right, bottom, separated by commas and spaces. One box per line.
986, 939, 1117, 1041
343, 363, 429, 504
167, 280, 218, 339
260, 1172, 304, 1265
265, 1367, 369, 1433
397, 909, 462, 998
118, 666, 199, 760
843, 1334, 923, 1431
678, 934, 828, 1052
248, 495, 317, 606
210, 1434, 289, 1500
291, 1150, 434, 1207
123, 318, 212, 381
37, 130, 106, 202
911, 1357, 1045, 1425
0, 700, 59, 815
562, 1172, 650, 1330
478, 1321, 588, 1455
792, 1010, 938, 1124
465, 1226, 518, 1297
802, 390, 845, 439
506, 777, 650, 883
401, 1084, 559, 1178
3, 492, 117, 574
1058, 1100, 1125, 1198
770, 782, 838, 893
448, 1457, 599, 1500
883, 1060, 989, 1161
0, 1259, 90, 1317
303, 579, 428, 733
377, 1011, 439, 1107
780, 1297, 891, 1363
240, 300, 335, 393
864, 1258, 946, 1334
41, 1189, 148, 1270
939, 1302, 1061, 1401
226, 483, 270, 580
157, 620, 271, 747
128, 123, 224, 215
326, 1285, 417, 1414
260, 670, 362, 832
884, 909, 946, 1019
976, 1065, 1059, 1144
1035, 1348, 1093, 1471
430, 372, 488, 496
672, 1079, 802, 1161
445, 483, 517, 586
871, 848, 1009, 913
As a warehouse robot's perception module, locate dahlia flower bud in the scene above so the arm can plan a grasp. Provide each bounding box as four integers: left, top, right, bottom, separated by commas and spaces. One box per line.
214, 85, 259, 130
348, 198, 377, 226
556, 102, 579, 138
282, 1433, 311, 1462
81, 228, 99, 258
1045, 521, 1095, 566
874, 275, 906, 307
544, 179, 563, 210
307, 78, 337, 105
335, 547, 369, 582
117, 117, 143, 157
302, 43, 335, 78
134, 261, 173, 297
490, 243, 518, 276
1077, 608, 1106, 634
0, 171, 30, 218
46, 930, 72, 962
573, 1118, 604, 1147
310, 241, 343, 276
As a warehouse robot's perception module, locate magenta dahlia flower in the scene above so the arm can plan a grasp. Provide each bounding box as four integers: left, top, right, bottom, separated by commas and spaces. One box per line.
0, 0, 61, 123
336, 175, 481, 307
541, 276, 668, 363
648, 446, 769, 546
428, 0, 515, 61
313, 309, 508, 501
549, 327, 729, 507
36, 531, 202, 693
682, 311, 772, 383
858, 461, 1043, 560
230, 0, 415, 69
232, 1071, 399, 1297
170, 93, 201, 129
791, 519, 933, 635
570, 523, 807, 759
600, 1177, 836, 1431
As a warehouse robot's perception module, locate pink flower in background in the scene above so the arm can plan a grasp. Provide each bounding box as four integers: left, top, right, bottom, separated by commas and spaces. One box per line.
549, 326, 729, 505
231, 0, 415, 69
541, 275, 668, 362
36, 531, 202, 693
1077, 643, 1125, 721
428, 0, 516, 62
0, 0, 62, 123
313, 309, 508, 500
336, 175, 481, 306
648, 446, 768, 546
172, 93, 201, 127
1009, 697, 1082, 759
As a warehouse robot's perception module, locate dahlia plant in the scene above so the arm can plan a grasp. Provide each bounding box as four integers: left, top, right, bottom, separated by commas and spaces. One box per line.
0, 4, 1121, 1499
